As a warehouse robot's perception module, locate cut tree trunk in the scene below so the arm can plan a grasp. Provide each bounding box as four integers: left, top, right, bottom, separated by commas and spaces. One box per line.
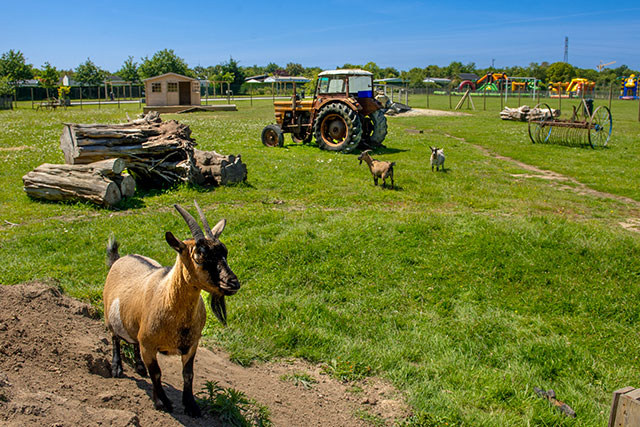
500, 105, 560, 121
22, 159, 135, 207
60, 111, 247, 188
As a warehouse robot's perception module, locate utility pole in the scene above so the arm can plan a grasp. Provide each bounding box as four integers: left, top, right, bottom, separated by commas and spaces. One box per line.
563, 37, 569, 63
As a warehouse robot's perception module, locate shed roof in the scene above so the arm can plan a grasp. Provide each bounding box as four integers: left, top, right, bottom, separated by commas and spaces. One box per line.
263, 76, 311, 83
423, 77, 451, 84
458, 73, 479, 81
374, 77, 405, 84
142, 72, 197, 82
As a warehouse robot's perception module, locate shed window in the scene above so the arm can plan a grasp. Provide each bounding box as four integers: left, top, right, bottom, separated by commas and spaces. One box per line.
151, 82, 162, 93
167, 82, 178, 92
192, 82, 200, 92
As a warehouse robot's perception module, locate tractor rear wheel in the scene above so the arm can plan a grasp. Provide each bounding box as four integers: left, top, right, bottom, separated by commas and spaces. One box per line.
314, 103, 362, 153
261, 124, 284, 147
361, 109, 388, 148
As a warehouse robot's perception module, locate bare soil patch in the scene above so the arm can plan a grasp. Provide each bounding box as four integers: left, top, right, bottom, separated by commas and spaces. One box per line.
0, 146, 32, 152
393, 108, 470, 117
0, 282, 409, 426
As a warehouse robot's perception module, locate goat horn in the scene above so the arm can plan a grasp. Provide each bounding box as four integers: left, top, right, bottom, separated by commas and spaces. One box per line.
193, 200, 214, 240
174, 204, 205, 242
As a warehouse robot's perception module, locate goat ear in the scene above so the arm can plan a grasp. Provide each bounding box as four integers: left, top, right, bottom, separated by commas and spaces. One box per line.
165, 231, 186, 253
210, 219, 226, 240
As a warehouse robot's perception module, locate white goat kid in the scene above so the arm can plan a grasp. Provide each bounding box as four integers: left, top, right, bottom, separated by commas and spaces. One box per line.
430, 146, 445, 172
103, 201, 240, 417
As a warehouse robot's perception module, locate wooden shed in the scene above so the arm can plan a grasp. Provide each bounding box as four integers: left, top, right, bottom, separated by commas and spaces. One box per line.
143, 73, 201, 112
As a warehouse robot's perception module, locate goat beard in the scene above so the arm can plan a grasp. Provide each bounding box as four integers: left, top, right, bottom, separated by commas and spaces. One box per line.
209, 294, 227, 326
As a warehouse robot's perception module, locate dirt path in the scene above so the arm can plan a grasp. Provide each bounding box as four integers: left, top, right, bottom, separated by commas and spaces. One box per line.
0, 282, 409, 426
441, 132, 640, 233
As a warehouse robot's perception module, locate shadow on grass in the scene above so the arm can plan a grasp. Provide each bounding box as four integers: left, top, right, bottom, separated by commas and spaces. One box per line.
355, 146, 409, 155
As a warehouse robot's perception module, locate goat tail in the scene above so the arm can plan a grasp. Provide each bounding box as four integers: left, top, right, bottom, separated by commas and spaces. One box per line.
106, 232, 120, 268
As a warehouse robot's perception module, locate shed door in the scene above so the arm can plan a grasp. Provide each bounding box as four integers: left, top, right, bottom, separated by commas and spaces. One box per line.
179, 82, 191, 105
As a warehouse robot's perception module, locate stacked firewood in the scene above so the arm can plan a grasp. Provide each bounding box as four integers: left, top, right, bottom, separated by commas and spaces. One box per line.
500, 105, 560, 121
22, 112, 247, 207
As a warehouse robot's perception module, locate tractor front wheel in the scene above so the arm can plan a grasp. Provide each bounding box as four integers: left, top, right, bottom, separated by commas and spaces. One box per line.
314, 103, 362, 153
361, 109, 388, 148
261, 124, 284, 147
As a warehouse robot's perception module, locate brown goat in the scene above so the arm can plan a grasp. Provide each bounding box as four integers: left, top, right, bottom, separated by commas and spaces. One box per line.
103, 201, 240, 417
357, 149, 395, 188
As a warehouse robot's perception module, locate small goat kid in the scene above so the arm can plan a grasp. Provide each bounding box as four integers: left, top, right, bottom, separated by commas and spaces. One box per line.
358, 150, 395, 188
430, 146, 445, 172
103, 201, 240, 417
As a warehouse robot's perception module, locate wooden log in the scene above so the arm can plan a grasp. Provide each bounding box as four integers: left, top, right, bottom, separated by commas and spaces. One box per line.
112, 173, 136, 198
194, 149, 247, 186
23, 164, 122, 207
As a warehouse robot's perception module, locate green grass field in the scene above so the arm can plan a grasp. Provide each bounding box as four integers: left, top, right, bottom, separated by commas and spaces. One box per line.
1, 96, 639, 426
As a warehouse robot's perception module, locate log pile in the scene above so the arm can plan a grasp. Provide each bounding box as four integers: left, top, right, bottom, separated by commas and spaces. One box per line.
22, 158, 134, 207
23, 112, 247, 207
500, 105, 560, 121
59, 111, 247, 187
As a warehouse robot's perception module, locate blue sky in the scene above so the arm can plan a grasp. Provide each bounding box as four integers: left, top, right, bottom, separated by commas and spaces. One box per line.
1, 0, 638, 72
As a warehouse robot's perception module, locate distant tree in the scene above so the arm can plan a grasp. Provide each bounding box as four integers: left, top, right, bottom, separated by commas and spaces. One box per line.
75, 58, 105, 86
217, 56, 245, 93
0, 49, 34, 84
380, 67, 399, 78
546, 62, 576, 82
116, 56, 139, 83
285, 62, 304, 76
138, 49, 192, 79
340, 63, 361, 70
362, 62, 382, 78
192, 65, 208, 80
404, 67, 427, 87
0, 77, 13, 96
37, 62, 60, 98
264, 62, 282, 74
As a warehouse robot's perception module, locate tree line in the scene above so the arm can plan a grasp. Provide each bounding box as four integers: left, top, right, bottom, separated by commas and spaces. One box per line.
1, 48, 637, 97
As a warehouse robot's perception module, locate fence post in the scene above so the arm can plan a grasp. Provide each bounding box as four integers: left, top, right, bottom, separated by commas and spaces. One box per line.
426, 86, 429, 109
448, 87, 452, 109
483, 87, 486, 111
609, 82, 613, 111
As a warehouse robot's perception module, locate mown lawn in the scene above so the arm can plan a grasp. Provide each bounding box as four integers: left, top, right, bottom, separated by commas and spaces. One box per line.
1, 96, 639, 426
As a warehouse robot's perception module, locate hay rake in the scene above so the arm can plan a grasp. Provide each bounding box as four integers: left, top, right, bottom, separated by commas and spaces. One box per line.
528, 100, 612, 148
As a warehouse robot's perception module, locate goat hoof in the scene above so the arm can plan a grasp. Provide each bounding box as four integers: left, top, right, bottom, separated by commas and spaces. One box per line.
111, 366, 123, 378
135, 364, 148, 377
184, 402, 202, 418
154, 400, 173, 413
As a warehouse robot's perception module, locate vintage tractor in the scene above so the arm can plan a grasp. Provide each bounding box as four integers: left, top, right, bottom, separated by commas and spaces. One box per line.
261, 69, 388, 153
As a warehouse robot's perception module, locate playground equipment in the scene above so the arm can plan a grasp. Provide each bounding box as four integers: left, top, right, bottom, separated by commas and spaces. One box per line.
549, 78, 595, 98
476, 73, 507, 92
528, 100, 612, 148
619, 75, 638, 100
